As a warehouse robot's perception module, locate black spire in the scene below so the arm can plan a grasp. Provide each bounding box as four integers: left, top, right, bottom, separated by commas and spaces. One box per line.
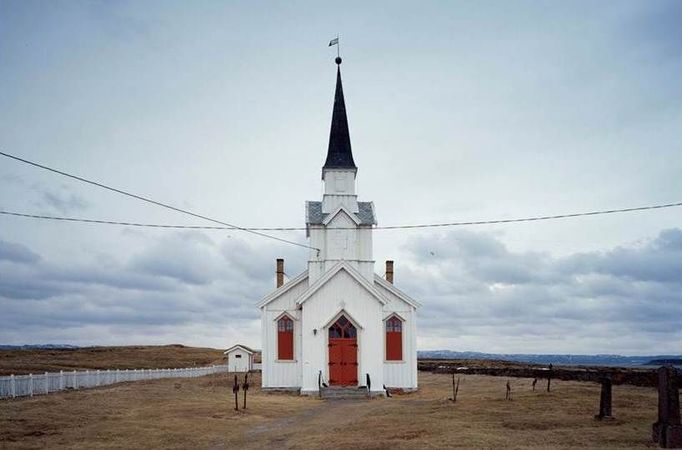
323, 57, 356, 171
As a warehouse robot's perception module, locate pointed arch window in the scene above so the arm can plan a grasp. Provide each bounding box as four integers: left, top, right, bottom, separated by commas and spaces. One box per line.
277, 316, 294, 360
385, 316, 403, 361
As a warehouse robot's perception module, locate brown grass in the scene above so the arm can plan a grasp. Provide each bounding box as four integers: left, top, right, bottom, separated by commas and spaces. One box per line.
0, 345, 228, 376
0, 371, 659, 449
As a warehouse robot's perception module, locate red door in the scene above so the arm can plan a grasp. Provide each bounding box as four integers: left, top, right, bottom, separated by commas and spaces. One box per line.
328, 316, 357, 386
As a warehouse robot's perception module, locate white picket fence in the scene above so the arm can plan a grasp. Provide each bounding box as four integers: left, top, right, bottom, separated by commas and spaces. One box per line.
0, 364, 229, 400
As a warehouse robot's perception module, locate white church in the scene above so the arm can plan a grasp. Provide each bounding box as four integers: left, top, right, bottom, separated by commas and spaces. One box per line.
257, 57, 421, 396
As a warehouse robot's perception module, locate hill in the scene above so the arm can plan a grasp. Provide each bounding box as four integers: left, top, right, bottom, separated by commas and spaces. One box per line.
419, 350, 682, 367
0, 345, 227, 375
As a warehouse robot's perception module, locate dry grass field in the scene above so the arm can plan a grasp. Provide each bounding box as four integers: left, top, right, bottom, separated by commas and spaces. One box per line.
0, 370, 659, 449
0, 345, 228, 376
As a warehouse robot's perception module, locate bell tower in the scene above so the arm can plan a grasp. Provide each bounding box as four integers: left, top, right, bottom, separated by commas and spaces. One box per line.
305, 57, 376, 283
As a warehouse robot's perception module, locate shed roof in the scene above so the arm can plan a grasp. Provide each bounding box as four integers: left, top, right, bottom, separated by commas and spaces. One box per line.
224, 344, 256, 355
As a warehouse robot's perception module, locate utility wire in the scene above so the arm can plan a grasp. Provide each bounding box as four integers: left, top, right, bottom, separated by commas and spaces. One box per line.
2, 200, 681, 232
0, 151, 318, 252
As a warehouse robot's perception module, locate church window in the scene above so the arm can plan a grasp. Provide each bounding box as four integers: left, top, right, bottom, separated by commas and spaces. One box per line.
386, 316, 403, 361
277, 316, 294, 360
329, 315, 357, 338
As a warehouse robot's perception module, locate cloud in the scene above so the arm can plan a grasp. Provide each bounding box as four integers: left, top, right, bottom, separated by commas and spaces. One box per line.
0, 231, 302, 349
399, 228, 682, 354
1, 227, 680, 354
40, 190, 89, 214
0, 239, 40, 264
129, 232, 219, 285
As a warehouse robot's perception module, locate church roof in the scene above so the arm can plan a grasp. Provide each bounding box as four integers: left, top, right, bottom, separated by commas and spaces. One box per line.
305, 201, 376, 226
323, 60, 357, 172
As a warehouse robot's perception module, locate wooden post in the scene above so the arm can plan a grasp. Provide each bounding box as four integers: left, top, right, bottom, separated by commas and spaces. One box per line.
242, 373, 249, 410
29, 374, 33, 397
652, 366, 682, 448
452, 372, 456, 401
44, 372, 49, 394
532, 378, 537, 391
59, 370, 64, 391
451, 374, 460, 402
547, 364, 553, 392
595, 377, 614, 420
232, 374, 239, 411
10, 374, 15, 398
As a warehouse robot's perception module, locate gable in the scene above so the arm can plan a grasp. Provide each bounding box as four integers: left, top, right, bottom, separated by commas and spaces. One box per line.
296, 261, 388, 307
322, 206, 361, 227
224, 344, 255, 355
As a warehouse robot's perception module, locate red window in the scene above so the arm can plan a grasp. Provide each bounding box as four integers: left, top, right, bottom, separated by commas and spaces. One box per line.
386, 316, 403, 361
277, 316, 294, 360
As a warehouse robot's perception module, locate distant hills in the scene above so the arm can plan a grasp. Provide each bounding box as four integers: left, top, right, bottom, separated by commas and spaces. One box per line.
0, 344, 79, 350
418, 350, 682, 367
2, 346, 679, 367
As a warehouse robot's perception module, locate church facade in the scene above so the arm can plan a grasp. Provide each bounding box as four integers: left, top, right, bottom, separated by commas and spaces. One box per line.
257, 58, 421, 396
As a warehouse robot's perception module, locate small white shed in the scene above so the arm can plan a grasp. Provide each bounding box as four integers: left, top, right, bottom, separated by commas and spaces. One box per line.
224, 344, 255, 372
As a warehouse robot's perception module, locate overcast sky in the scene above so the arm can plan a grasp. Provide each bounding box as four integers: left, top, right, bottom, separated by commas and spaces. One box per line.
1, 0, 680, 355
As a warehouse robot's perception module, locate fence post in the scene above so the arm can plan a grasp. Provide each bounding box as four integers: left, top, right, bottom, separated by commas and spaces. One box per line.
73, 370, 78, 389
652, 365, 682, 447
96, 370, 100, 386
44, 372, 49, 394
595, 377, 614, 420
29, 374, 33, 397
60, 370, 64, 391
10, 374, 15, 398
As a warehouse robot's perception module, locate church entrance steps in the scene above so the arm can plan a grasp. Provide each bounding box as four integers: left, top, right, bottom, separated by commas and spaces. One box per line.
320, 386, 369, 399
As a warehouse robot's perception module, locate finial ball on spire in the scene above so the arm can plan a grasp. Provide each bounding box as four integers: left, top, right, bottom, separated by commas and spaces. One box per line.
335, 57, 342, 65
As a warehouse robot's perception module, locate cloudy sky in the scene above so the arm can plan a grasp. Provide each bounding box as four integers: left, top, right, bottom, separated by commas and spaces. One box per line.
1, 1, 680, 355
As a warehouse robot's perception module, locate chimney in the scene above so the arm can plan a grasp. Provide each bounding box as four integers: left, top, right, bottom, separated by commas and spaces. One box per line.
276, 258, 284, 288
386, 260, 394, 284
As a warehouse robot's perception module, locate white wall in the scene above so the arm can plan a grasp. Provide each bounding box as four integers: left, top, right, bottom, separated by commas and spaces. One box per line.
377, 282, 418, 389
226, 348, 252, 372
260, 277, 308, 388
308, 213, 374, 284
300, 269, 385, 395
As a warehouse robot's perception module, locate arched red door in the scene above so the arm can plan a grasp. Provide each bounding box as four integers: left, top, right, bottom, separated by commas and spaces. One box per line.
328, 315, 357, 386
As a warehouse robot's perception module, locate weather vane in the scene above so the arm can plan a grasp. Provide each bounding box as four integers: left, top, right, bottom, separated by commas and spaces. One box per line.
329, 34, 341, 64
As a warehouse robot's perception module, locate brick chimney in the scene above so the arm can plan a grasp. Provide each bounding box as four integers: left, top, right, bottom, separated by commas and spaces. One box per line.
386, 260, 394, 284
276, 258, 284, 288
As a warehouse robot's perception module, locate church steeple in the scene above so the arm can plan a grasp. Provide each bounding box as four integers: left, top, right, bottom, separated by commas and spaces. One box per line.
323, 57, 357, 172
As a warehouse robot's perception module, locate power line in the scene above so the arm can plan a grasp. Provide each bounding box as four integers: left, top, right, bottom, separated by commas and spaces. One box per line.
375, 201, 682, 229
1, 200, 680, 232
0, 151, 318, 252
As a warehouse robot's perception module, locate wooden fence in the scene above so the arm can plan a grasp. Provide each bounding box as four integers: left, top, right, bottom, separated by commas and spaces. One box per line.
0, 364, 229, 400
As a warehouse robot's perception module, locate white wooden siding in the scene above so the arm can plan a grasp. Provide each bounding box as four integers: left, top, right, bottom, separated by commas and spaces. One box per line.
377, 283, 418, 389
300, 269, 385, 394
261, 278, 309, 388
226, 348, 252, 372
